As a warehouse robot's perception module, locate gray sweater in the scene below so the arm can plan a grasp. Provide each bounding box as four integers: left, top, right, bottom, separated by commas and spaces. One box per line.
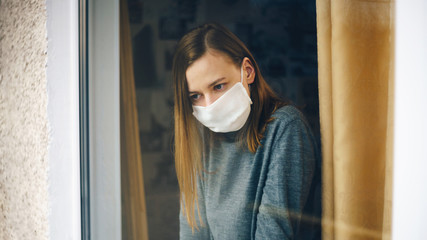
180, 105, 321, 240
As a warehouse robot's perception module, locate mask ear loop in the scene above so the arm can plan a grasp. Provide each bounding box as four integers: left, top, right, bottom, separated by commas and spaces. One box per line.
240, 63, 244, 83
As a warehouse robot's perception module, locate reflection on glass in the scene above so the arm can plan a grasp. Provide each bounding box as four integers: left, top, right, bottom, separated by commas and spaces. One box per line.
125, 0, 319, 239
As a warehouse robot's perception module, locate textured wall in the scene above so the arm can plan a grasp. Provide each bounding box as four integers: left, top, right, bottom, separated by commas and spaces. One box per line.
0, 1, 49, 239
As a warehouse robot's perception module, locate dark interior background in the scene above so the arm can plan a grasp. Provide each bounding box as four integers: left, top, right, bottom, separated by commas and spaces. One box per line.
127, 0, 319, 239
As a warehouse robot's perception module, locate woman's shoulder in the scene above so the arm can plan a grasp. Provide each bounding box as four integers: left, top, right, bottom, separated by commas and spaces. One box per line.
261, 104, 314, 144
262, 104, 319, 160
270, 105, 308, 128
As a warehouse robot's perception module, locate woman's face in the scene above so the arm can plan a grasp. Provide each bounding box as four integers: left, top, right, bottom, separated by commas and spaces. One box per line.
185, 50, 255, 107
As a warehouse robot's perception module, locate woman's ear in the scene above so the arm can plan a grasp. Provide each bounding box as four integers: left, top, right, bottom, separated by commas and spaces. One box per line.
243, 57, 255, 84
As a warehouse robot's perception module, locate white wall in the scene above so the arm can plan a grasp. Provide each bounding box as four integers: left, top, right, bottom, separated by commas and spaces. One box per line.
392, 0, 427, 239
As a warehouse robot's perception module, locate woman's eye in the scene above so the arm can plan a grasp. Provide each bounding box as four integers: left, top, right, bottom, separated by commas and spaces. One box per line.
213, 84, 224, 90
190, 94, 200, 101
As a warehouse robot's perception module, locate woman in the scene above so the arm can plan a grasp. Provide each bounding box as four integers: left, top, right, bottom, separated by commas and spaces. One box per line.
172, 23, 321, 239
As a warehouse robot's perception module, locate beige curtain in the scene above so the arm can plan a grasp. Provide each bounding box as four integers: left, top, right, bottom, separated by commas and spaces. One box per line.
120, 0, 149, 239
316, 1, 394, 239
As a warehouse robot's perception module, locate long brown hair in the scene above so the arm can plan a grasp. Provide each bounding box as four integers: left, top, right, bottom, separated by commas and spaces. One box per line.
172, 23, 286, 231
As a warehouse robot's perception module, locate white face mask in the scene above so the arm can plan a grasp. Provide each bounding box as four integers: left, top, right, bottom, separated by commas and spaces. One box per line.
192, 64, 252, 133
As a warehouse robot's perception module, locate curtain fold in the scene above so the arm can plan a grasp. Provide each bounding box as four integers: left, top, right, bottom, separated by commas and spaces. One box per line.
120, 0, 149, 239
316, 1, 394, 239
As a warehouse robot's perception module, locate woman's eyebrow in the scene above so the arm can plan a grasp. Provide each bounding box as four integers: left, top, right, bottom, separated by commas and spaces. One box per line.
208, 77, 226, 88
188, 77, 227, 94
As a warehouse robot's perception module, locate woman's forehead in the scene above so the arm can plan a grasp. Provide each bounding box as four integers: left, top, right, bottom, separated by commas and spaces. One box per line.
185, 51, 238, 90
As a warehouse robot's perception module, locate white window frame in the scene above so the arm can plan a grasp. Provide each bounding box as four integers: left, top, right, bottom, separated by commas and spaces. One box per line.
47, 0, 121, 239
88, 0, 121, 239
46, 0, 81, 239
